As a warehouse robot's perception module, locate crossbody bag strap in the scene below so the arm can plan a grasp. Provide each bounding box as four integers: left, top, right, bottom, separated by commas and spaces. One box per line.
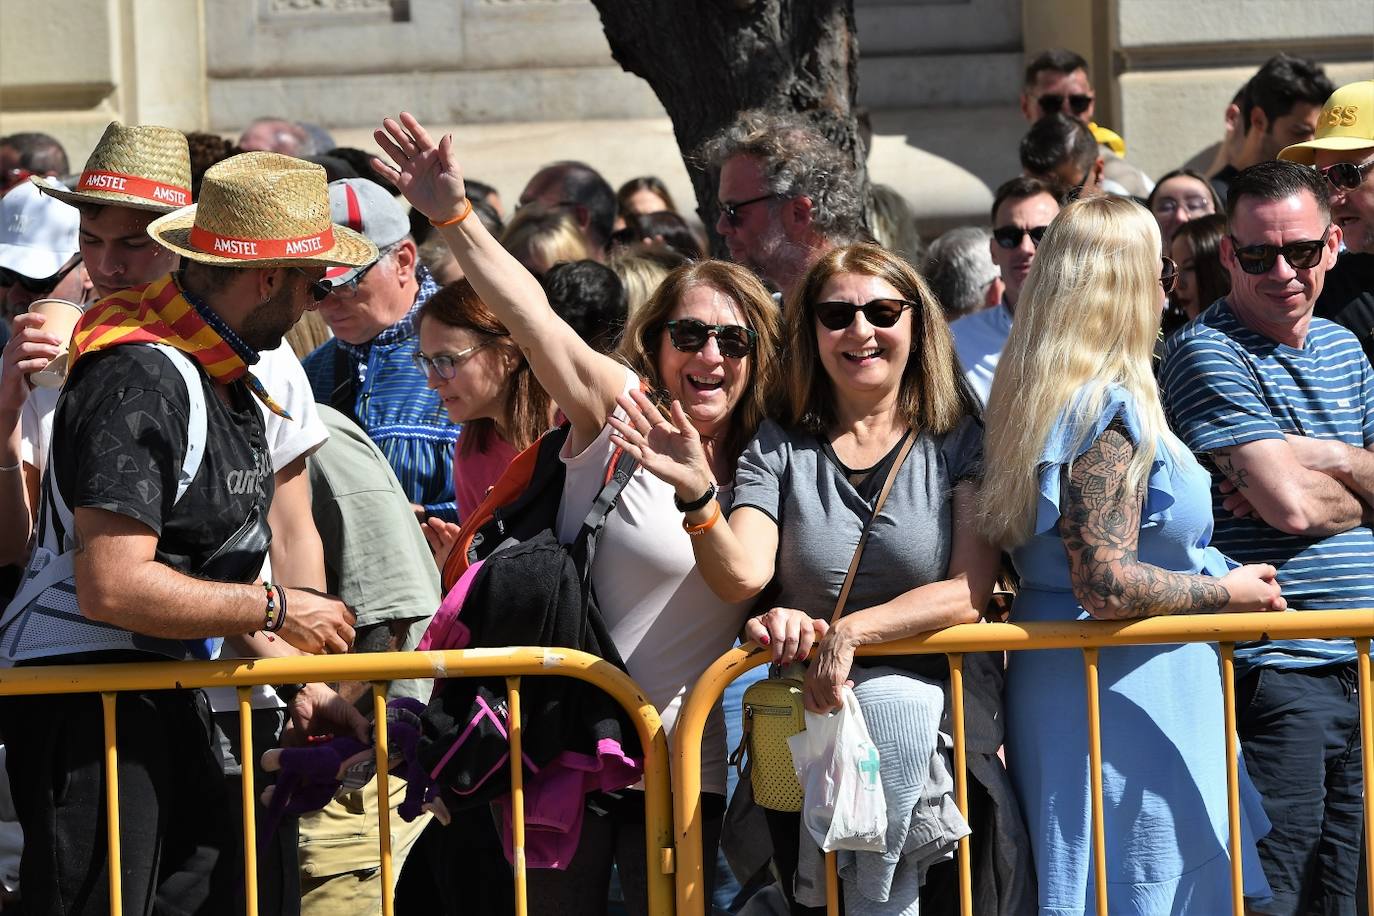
829, 430, 916, 625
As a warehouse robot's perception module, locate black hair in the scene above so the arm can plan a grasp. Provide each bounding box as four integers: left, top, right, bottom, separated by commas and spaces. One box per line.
1019, 113, 1098, 188
326, 147, 398, 196
613, 211, 703, 260
464, 179, 498, 210
536, 162, 616, 252
990, 175, 1062, 224
1241, 54, 1334, 135
1147, 168, 1222, 213
1024, 48, 1090, 88
1226, 159, 1331, 223
1, 132, 69, 176
541, 260, 627, 354
615, 176, 676, 217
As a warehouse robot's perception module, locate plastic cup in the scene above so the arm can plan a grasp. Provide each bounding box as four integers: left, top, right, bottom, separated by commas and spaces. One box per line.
26, 298, 84, 389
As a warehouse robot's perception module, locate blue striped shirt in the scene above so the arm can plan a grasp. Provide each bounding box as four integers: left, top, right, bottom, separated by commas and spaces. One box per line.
1160, 298, 1374, 671
303, 267, 461, 522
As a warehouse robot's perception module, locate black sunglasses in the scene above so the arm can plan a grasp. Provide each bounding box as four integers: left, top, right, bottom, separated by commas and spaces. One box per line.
1160, 256, 1178, 295
813, 298, 913, 331
1321, 160, 1374, 192
1228, 227, 1331, 275
717, 193, 776, 227
290, 267, 333, 302
0, 254, 82, 295
1038, 93, 1094, 116
665, 318, 757, 359
992, 225, 1049, 250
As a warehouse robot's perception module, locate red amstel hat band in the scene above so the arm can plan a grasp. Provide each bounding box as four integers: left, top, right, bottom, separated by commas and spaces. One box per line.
188, 225, 337, 260
78, 170, 191, 208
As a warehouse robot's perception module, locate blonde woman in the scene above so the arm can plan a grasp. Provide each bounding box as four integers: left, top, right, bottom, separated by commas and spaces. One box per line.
500, 205, 590, 277
978, 195, 1282, 914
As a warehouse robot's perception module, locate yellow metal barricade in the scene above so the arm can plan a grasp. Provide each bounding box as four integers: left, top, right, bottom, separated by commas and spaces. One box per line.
0, 648, 675, 916
673, 609, 1374, 916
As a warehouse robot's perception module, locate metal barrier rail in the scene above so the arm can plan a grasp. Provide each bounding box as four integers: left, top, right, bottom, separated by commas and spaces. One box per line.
672, 609, 1374, 916
0, 649, 675, 916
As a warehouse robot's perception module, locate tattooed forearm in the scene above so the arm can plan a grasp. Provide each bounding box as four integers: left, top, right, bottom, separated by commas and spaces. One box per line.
1213, 449, 1250, 490
1062, 423, 1230, 619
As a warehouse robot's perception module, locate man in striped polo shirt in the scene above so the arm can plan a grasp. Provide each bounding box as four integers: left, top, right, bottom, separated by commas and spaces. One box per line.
1160, 159, 1367, 914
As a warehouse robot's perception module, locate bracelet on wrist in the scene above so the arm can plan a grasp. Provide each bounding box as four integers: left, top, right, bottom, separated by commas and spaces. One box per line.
260, 581, 277, 633
0, 460, 20, 473
429, 197, 473, 228
683, 500, 722, 536
268, 584, 288, 633
674, 481, 717, 513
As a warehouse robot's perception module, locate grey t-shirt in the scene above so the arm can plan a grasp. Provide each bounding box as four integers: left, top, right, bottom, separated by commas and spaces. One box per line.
732, 415, 984, 678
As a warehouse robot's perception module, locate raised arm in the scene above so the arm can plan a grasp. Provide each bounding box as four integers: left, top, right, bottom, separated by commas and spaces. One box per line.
1212, 439, 1365, 536
373, 114, 626, 451
0, 315, 61, 565
1064, 424, 1285, 619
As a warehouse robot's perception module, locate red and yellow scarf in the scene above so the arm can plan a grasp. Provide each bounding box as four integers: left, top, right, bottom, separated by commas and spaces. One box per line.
71, 275, 290, 418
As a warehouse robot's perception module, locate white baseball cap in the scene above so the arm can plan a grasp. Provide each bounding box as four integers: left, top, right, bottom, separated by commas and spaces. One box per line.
0, 179, 80, 280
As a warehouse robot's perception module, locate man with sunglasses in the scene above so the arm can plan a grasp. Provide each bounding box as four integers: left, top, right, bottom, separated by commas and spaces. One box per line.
0, 180, 87, 320
1282, 80, 1374, 366
302, 177, 460, 523
1161, 160, 1367, 914
1018, 49, 1153, 199
950, 176, 1060, 404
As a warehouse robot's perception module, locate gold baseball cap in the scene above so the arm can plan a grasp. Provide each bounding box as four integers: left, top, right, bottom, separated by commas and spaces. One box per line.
1279, 80, 1374, 165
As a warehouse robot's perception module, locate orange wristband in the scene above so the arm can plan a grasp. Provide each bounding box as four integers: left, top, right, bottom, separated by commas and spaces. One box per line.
430, 197, 473, 228
682, 500, 722, 536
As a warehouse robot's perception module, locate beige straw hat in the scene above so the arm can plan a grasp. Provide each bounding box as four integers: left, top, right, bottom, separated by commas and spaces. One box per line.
147, 152, 378, 269
37, 122, 194, 213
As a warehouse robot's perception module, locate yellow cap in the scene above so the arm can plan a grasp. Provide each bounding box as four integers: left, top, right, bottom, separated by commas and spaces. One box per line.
1279, 80, 1374, 165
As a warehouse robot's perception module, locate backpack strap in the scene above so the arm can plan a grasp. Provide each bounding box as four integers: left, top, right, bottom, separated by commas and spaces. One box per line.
575, 446, 639, 581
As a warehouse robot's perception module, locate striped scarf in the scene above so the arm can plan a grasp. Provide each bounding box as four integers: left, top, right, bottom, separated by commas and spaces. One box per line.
72, 274, 290, 418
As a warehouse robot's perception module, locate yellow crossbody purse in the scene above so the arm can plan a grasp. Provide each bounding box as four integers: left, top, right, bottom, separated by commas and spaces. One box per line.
731, 433, 915, 812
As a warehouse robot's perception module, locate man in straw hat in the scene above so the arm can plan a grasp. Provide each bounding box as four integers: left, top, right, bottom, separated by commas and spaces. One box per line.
1282, 80, 1374, 366
0, 149, 372, 915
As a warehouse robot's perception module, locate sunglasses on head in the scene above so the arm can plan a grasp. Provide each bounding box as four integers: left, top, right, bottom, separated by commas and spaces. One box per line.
1037, 93, 1094, 116
1320, 160, 1374, 192
992, 225, 1049, 249
1160, 256, 1178, 295
0, 254, 82, 295
813, 298, 913, 331
717, 193, 777, 227
665, 318, 757, 359
1228, 226, 1331, 275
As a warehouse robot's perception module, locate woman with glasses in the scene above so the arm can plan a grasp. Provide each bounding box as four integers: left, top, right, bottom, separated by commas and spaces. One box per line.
612, 243, 1032, 914
978, 196, 1281, 914
375, 112, 779, 916
415, 278, 554, 522
1147, 168, 1221, 250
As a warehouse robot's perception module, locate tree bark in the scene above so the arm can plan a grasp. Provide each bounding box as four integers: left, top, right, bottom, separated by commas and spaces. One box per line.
589, 0, 864, 249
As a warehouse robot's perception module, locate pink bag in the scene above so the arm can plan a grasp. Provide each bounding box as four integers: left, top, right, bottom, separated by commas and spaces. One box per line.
418, 559, 485, 652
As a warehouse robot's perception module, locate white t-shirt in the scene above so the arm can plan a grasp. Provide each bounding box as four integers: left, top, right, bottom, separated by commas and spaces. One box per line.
950, 300, 1014, 406
555, 368, 751, 796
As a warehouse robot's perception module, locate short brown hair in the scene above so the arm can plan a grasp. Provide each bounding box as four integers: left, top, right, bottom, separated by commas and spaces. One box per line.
782, 243, 977, 434
615, 259, 780, 470
419, 279, 552, 456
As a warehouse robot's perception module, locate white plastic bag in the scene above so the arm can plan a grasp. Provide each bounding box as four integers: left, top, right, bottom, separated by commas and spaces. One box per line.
787, 686, 887, 852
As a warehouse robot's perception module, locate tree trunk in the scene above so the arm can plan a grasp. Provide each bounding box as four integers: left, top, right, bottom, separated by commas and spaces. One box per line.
589, 0, 864, 251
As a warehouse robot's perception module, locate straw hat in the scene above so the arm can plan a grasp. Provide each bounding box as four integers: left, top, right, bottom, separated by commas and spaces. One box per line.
147, 152, 378, 269
36, 122, 193, 213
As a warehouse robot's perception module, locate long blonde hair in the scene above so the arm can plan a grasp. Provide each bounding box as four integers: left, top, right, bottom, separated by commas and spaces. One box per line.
977, 195, 1179, 548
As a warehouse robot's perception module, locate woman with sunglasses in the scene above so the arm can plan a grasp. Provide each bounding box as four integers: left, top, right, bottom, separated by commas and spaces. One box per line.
612, 243, 1032, 914
374, 113, 779, 915
978, 196, 1281, 914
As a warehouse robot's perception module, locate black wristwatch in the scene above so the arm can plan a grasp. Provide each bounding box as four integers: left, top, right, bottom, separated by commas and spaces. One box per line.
674, 482, 717, 513
274, 683, 306, 706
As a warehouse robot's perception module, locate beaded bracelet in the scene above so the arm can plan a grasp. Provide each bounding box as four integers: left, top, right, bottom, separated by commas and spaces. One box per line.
261, 581, 278, 632
268, 584, 288, 633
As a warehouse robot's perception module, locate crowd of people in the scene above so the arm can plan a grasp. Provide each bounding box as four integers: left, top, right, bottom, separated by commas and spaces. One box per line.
0, 43, 1369, 916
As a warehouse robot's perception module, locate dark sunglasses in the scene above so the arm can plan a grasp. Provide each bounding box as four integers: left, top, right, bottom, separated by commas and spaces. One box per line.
1038, 93, 1094, 116
1228, 227, 1331, 275
717, 193, 776, 227
1320, 160, 1374, 192
992, 224, 1049, 249
813, 298, 914, 331
665, 318, 757, 359
0, 254, 82, 295
1160, 256, 1178, 295
291, 267, 333, 302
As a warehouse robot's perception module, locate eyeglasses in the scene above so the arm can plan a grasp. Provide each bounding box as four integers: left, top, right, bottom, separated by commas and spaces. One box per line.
1037, 93, 1094, 116
717, 193, 777, 227
1153, 196, 1214, 217
412, 342, 491, 380
1228, 226, 1331, 275
323, 255, 386, 300
813, 298, 914, 331
992, 225, 1049, 249
290, 267, 334, 302
1160, 256, 1178, 295
1320, 160, 1374, 192
664, 318, 757, 359
0, 254, 83, 295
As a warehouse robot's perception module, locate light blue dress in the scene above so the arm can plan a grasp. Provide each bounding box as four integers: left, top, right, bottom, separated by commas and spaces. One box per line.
1005, 384, 1272, 916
